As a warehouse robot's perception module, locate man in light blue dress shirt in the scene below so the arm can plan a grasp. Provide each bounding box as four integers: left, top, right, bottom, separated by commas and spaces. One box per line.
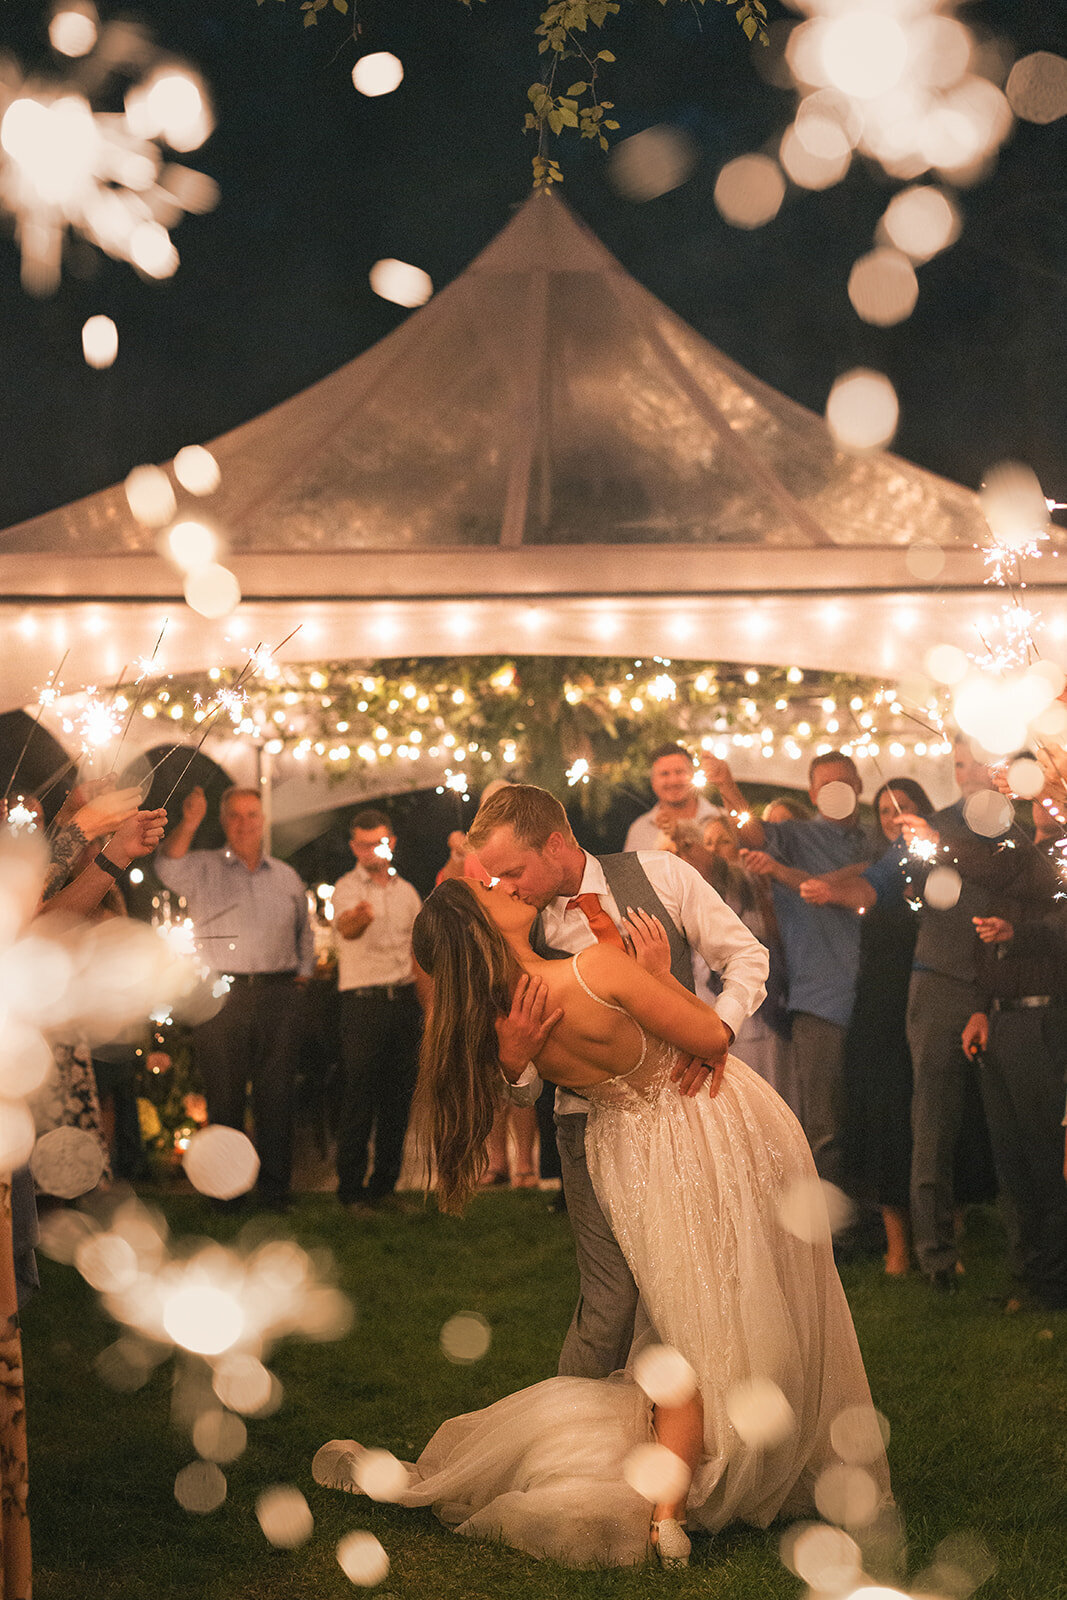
157, 784, 314, 1210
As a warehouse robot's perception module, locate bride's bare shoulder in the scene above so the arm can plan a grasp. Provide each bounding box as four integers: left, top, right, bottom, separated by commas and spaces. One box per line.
572, 942, 631, 997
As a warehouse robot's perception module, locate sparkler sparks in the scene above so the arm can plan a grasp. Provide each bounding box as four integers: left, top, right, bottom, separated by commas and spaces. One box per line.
0, 24, 216, 295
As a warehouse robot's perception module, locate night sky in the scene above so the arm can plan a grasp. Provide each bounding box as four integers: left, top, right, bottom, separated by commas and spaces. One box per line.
1, 0, 1066, 540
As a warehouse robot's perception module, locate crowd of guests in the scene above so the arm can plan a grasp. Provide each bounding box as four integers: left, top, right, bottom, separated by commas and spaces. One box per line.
13, 731, 1067, 1313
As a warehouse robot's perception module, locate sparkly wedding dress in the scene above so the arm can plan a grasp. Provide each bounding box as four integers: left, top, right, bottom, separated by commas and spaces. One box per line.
316, 954, 891, 1566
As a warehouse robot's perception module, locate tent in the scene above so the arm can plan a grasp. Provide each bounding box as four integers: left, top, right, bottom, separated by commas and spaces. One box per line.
4, 190, 1059, 711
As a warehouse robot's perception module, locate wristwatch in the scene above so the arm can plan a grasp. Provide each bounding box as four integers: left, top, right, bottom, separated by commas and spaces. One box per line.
96, 853, 127, 881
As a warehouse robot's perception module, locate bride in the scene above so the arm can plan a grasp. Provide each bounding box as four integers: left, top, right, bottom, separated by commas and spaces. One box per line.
315, 876, 891, 1567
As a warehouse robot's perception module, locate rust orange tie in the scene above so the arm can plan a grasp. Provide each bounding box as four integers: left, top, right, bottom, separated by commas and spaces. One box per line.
566, 893, 626, 949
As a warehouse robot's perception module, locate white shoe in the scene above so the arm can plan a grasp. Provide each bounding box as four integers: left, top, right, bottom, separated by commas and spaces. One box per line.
651, 1518, 691, 1567
312, 1440, 365, 1491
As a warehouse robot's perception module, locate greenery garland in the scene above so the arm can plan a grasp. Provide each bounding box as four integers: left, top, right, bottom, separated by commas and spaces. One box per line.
137, 653, 950, 820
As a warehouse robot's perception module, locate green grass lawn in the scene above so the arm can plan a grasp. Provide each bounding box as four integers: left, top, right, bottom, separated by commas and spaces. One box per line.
21, 1193, 1067, 1600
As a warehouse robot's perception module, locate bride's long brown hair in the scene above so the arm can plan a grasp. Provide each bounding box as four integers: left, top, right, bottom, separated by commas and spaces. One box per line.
411, 878, 522, 1214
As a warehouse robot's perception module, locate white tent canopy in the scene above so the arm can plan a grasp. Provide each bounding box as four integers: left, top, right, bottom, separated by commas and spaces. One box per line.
2, 189, 1063, 717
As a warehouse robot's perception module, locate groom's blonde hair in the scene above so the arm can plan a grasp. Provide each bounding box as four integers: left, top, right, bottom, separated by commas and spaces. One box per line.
468, 783, 575, 851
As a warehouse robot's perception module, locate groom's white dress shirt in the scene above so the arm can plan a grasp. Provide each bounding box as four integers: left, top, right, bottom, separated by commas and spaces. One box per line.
512, 849, 768, 1114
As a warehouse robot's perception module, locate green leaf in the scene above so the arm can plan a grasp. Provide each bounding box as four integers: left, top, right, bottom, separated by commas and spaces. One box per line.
566, 82, 588, 96
558, 106, 579, 127
332, 0, 347, 11
742, 15, 757, 38
597, 50, 615, 61
603, 119, 619, 129
548, 108, 564, 134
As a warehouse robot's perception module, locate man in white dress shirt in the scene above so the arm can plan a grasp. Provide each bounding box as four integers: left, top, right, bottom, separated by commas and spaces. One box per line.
333, 810, 428, 1215
623, 742, 721, 854
468, 784, 768, 1379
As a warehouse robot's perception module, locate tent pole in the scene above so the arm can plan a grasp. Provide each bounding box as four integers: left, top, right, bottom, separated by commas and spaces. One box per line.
257, 741, 273, 856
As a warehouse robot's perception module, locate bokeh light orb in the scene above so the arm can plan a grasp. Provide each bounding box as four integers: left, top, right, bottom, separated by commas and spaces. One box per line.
1007, 756, 1045, 799
336, 1530, 390, 1586
168, 520, 217, 573
814, 1462, 882, 1527
609, 125, 697, 202
713, 153, 785, 229
825, 369, 899, 453
369, 258, 432, 308
819, 11, 908, 101
882, 186, 961, 263
847, 248, 918, 326
0, 1020, 51, 1098
815, 780, 857, 821
352, 52, 404, 98
174, 445, 221, 496
779, 124, 850, 190
794, 89, 860, 161
963, 790, 1014, 838
82, 314, 118, 369
633, 1344, 698, 1407
906, 538, 946, 581
1007, 52, 1067, 125
183, 563, 241, 619
163, 1282, 245, 1356
192, 1408, 248, 1464
980, 460, 1050, 551
256, 1485, 313, 1549
357, 1448, 410, 1503
74, 1230, 139, 1293
125, 464, 176, 527
182, 1125, 259, 1199
787, 1522, 863, 1590
725, 1377, 796, 1447
778, 1176, 853, 1243
622, 1442, 692, 1505
924, 865, 962, 911
925, 644, 969, 686
213, 1353, 276, 1415
30, 1125, 105, 1198
0, 1098, 36, 1176
174, 1460, 227, 1514
129, 220, 179, 279
440, 1311, 491, 1364
49, 4, 98, 57
830, 1405, 891, 1465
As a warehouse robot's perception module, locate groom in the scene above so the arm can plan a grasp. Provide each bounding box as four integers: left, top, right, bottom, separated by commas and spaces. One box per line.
468, 783, 768, 1379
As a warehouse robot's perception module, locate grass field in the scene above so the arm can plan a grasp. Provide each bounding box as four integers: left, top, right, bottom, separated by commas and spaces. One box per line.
21, 1191, 1067, 1600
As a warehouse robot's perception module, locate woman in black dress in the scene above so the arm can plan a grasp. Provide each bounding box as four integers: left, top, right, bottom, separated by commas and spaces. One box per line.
840, 779, 934, 1274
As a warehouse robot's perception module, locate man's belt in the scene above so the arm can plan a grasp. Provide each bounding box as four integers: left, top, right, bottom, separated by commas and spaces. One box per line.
228, 970, 298, 987
991, 994, 1055, 1012
345, 983, 415, 1001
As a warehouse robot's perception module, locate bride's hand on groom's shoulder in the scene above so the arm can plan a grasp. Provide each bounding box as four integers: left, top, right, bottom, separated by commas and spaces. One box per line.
496, 973, 564, 1078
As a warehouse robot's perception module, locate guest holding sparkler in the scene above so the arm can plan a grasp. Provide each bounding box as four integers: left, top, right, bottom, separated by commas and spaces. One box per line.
333, 810, 429, 1215
800, 779, 934, 1276
157, 784, 314, 1212
702, 751, 871, 1196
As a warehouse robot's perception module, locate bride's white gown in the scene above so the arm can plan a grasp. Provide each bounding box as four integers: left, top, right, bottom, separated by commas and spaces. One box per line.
318, 955, 891, 1566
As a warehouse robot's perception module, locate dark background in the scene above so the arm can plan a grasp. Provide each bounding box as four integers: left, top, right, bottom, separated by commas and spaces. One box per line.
0, 0, 1065, 533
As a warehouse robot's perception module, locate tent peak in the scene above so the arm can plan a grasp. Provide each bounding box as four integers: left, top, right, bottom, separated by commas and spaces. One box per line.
466, 188, 626, 276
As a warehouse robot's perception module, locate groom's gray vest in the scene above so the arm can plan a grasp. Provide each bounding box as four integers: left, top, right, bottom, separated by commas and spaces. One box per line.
531, 853, 696, 993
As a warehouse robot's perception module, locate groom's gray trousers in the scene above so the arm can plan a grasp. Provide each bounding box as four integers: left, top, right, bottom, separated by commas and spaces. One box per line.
555, 1111, 638, 1378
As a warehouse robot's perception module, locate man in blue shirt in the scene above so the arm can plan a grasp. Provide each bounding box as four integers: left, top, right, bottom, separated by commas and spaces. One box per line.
157, 784, 314, 1210
704, 752, 871, 1188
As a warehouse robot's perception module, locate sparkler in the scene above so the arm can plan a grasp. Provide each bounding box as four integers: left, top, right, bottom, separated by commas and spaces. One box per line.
110, 619, 168, 776
2, 650, 68, 803
157, 627, 302, 810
